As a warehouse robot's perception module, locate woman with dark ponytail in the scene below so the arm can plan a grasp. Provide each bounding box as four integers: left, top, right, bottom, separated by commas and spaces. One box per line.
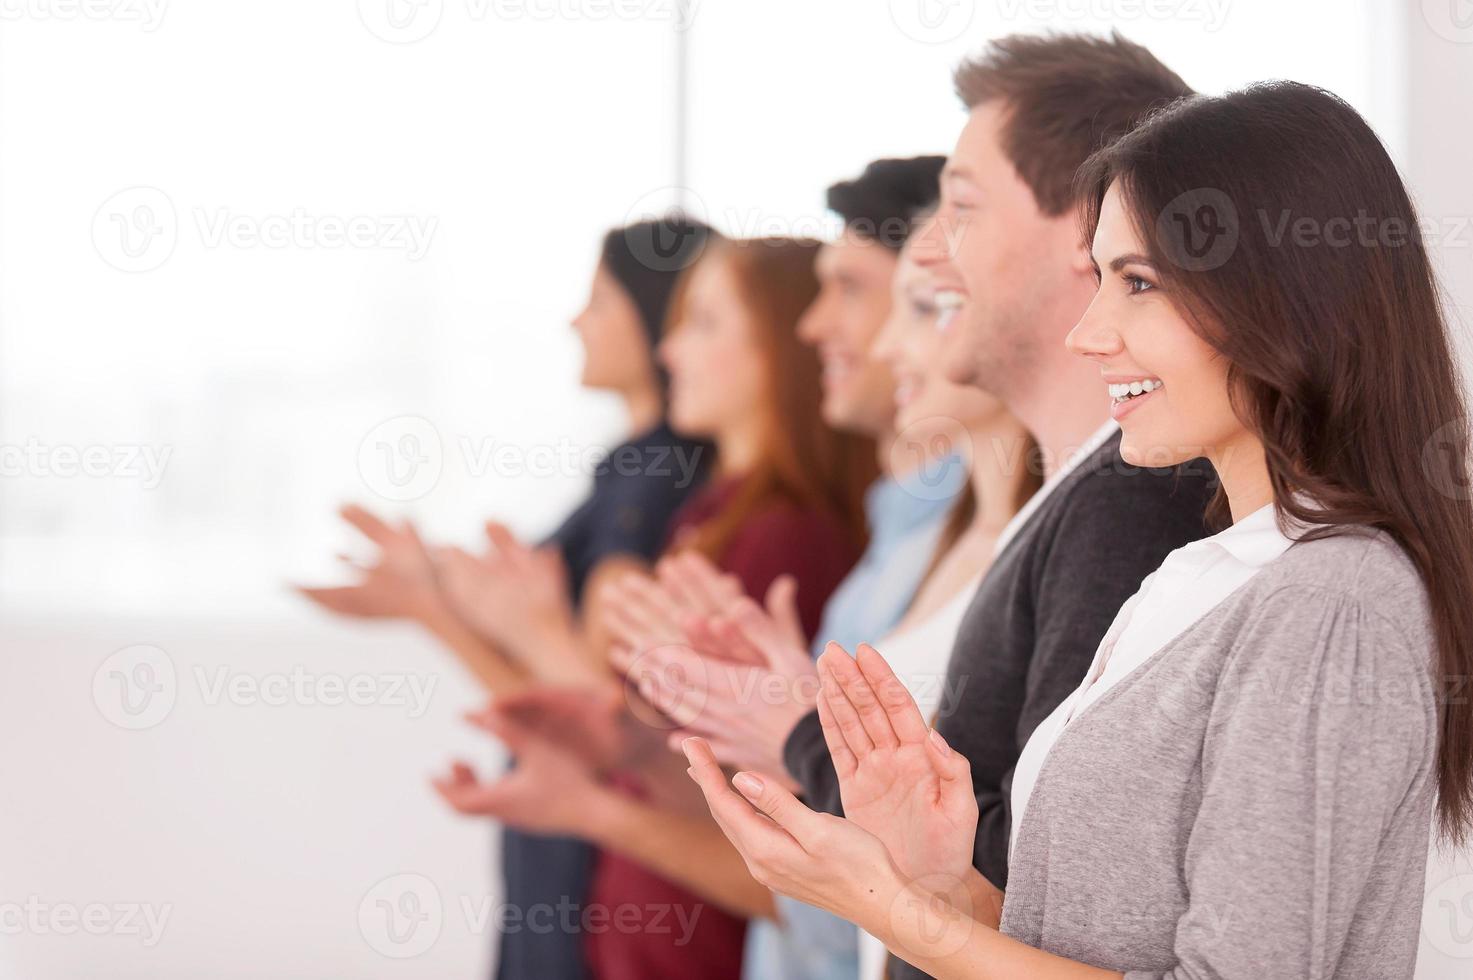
682, 82, 1473, 980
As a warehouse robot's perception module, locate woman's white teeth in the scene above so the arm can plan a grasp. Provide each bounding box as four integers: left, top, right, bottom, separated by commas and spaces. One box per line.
1109, 379, 1163, 402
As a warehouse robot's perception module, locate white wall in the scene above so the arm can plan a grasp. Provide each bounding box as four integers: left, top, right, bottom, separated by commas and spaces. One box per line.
0, 612, 500, 979
1401, 9, 1473, 978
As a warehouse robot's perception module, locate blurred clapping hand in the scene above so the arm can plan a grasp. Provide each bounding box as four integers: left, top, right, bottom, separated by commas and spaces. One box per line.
295, 504, 448, 622
604, 550, 820, 789
432, 700, 621, 838
436, 522, 596, 685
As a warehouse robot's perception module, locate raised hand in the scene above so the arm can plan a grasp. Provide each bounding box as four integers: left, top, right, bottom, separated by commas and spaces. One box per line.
817, 643, 977, 888
491, 683, 669, 774
432, 702, 615, 837
602, 551, 747, 655
608, 576, 817, 781
437, 521, 579, 663
680, 736, 903, 927
296, 504, 444, 621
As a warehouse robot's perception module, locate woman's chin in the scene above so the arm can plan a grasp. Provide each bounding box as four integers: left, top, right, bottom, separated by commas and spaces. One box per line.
1118, 431, 1196, 470
667, 406, 711, 440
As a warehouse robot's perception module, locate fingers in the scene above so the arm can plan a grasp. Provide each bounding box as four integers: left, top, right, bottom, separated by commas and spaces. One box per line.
603, 598, 659, 651
727, 769, 827, 843
295, 585, 374, 617
619, 572, 687, 638
464, 705, 530, 754
533, 546, 568, 585
670, 552, 741, 614
925, 727, 975, 797
632, 648, 721, 728
816, 645, 874, 756
339, 503, 396, 544
483, 521, 520, 558
820, 644, 899, 750
692, 615, 764, 665
854, 643, 929, 743
431, 760, 497, 815
726, 597, 796, 666
681, 738, 801, 855
762, 574, 805, 648
814, 680, 857, 779
655, 555, 715, 618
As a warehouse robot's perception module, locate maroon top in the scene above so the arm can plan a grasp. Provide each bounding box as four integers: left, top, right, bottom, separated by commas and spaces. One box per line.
584, 477, 859, 980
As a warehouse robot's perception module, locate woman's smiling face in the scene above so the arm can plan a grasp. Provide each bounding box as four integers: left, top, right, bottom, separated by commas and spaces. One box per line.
1066, 183, 1245, 468
871, 248, 1001, 438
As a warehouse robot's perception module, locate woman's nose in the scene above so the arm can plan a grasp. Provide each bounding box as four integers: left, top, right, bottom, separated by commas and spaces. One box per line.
1065, 296, 1124, 361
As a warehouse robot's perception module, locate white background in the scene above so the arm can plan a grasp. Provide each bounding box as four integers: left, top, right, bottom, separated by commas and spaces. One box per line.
1, 1, 1470, 976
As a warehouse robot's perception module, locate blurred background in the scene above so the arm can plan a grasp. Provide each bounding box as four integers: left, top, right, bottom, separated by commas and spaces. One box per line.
1, 1, 1470, 976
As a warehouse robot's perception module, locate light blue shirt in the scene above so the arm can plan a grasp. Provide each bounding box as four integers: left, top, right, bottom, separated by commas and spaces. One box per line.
742, 456, 967, 980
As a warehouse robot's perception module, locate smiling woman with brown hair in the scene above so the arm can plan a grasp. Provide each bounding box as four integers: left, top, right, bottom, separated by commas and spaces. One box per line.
683, 81, 1473, 980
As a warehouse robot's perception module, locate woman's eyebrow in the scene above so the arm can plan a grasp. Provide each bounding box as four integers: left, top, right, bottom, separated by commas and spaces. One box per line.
1108, 252, 1154, 272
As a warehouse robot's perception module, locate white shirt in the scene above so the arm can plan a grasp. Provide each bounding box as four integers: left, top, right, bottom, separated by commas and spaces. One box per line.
1009, 501, 1299, 854
992, 420, 1119, 558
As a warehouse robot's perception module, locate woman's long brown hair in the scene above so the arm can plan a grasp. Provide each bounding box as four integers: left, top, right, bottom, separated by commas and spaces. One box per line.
1078, 81, 1473, 844
674, 237, 875, 560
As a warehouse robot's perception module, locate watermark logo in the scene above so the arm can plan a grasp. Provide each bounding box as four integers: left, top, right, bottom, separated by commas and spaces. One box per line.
889, 417, 973, 502
621, 187, 711, 273
94, 647, 439, 729
1422, 0, 1473, 43
93, 644, 177, 731
1424, 871, 1473, 958
888, 872, 976, 960
1423, 420, 1473, 500
93, 186, 177, 273
359, 873, 443, 957
889, 0, 974, 44
93, 187, 437, 272
356, 418, 706, 501
621, 644, 708, 730
359, 415, 444, 502
1156, 187, 1239, 272
357, 0, 444, 43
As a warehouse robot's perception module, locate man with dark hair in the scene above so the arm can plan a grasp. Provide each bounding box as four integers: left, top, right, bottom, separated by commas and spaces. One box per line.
776, 34, 1217, 980
799, 156, 945, 452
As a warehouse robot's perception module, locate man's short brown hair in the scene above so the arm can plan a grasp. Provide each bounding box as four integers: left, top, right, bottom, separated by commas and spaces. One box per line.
954, 31, 1192, 216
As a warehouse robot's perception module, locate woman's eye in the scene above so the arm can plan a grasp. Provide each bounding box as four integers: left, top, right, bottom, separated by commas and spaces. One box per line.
1124, 273, 1156, 295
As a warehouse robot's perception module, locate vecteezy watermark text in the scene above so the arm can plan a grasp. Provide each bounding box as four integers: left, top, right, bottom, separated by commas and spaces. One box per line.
0, 438, 171, 489
358, 415, 706, 502
93, 645, 440, 730
0, 897, 172, 947
93, 186, 438, 273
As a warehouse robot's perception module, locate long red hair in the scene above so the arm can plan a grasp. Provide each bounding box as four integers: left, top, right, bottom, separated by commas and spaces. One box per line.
671, 237, 875, 559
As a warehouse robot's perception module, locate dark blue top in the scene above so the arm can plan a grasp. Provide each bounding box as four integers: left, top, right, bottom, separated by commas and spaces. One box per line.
497, 420, 708, 980
543, 422, 710, 603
